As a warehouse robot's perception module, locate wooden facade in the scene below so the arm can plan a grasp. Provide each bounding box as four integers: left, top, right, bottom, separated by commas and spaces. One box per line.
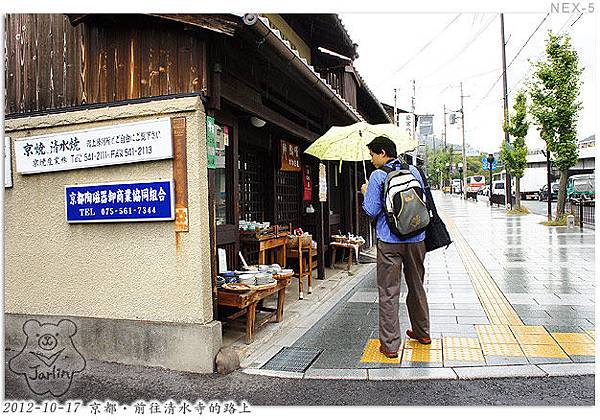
5, 13, 389, 283
4, 14, 209, 115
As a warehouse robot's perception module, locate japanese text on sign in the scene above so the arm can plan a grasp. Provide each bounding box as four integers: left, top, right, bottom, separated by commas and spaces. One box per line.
65, 180, 175, 223
15, 118, 173, 174
280, 140, 301, 172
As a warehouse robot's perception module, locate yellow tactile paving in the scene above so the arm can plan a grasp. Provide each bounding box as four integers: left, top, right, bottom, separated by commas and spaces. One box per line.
404, 338, 442, 350
480, 342, 525, 357
444, 347, 485, 361
477, 332, 519, 344
551, 332, 595, 344
441, 211, 524, 327
475, 325, 513, 335
521, 344, 569, 358
403, 349, 443, 363
510, 325, 548, 336
443, 336, 481, 349
557, 342, 595, 356
360, 339, 400, 364
585, 330, 595, 339
515, 334, 558, 345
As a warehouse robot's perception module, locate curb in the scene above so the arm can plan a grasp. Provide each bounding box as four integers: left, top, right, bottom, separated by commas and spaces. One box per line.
241, 362, 595, 381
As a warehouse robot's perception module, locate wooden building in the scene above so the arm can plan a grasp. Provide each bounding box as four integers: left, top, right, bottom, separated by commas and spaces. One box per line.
4, 13, 391, 372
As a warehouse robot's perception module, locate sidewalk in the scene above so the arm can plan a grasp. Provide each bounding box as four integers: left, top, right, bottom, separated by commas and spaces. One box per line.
242, 191, 595, 380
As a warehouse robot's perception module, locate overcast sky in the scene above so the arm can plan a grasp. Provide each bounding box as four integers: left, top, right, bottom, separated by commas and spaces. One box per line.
340, 11, 596, 154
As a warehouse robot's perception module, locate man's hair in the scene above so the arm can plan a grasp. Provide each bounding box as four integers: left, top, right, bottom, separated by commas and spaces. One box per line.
367, 136, 397, 158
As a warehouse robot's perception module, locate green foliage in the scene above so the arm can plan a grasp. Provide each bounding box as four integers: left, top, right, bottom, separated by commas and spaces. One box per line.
528, 32, 582, 172
502, 91, 529, 179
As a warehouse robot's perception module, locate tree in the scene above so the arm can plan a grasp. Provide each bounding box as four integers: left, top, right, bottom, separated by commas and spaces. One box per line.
502, 90, 529, 210
528, 32, 583, 219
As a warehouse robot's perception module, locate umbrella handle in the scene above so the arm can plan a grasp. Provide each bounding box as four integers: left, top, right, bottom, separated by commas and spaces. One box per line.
362, 159, 367, 183
361, 142, 368, 183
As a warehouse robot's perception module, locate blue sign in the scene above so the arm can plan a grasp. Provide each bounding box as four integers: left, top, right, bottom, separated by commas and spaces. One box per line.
482, 157, 496, 171
65, 179, 175, 223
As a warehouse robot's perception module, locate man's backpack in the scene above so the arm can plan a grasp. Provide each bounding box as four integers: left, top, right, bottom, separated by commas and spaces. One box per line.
380, 160, 430, 239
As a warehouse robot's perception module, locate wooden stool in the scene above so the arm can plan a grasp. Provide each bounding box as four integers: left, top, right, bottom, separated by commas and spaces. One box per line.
329, 242, 359, 271
286, 241, 317, 300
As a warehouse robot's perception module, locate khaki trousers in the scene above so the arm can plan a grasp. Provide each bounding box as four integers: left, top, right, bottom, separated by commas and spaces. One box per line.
376, 239, 428, 353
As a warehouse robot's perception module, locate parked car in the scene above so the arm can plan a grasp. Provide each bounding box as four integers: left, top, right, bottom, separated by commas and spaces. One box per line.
539, 182, 559, 202
567, 174, 595, 202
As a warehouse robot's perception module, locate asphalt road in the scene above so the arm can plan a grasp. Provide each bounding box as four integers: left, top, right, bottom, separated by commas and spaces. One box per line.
4, 355, 595, 406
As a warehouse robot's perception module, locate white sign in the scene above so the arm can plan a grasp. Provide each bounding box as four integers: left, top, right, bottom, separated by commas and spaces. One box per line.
5, 137, 13, 188
399, 112, 415, 139
15, 118, 173, 174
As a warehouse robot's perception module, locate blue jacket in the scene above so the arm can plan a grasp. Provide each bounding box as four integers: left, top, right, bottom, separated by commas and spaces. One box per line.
362, 159, 426, 243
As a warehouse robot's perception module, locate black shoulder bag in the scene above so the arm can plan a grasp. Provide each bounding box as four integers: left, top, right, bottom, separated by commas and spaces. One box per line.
415, 166, 452, 252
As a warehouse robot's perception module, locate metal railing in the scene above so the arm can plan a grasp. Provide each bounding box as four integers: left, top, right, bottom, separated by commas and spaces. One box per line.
566, 199, 595, 228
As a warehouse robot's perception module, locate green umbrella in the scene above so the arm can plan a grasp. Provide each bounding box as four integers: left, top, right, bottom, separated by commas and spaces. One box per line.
304, 122, 418, 181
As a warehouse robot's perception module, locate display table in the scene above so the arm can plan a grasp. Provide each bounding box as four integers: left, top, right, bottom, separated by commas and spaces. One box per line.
329, 241, 364, 271
240, 236, 287, 267
217, 275, 291, 344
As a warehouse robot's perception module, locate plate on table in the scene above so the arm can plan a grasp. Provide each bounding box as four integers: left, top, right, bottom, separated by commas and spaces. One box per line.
222, 283, 252, 292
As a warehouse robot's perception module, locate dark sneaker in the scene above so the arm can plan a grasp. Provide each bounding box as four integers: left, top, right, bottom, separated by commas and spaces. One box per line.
406, 329, 432, 345
379, 344, 399, 358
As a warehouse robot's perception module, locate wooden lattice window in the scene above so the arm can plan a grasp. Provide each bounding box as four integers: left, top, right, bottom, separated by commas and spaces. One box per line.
239, 149, 266, 222
276, 171, 300, 228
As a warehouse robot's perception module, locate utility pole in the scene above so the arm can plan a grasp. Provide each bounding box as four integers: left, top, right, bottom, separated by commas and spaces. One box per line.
443, 104, 447, 152
500, 13, 513, 209
393, 88, 398, 126
460, 82, 467, 200
411, 80, 417, 165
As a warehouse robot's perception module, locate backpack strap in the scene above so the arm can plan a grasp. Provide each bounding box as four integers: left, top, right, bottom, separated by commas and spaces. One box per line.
414, 165, 440, 218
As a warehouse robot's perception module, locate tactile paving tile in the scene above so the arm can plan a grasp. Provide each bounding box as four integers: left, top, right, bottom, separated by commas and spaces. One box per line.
510, 325, 548, 336
404, 338, 442, 350
443, 347, 485, 361
521, 344, 569, 358
551, 332, 595, 344
514, 334, 558, 345
557, 342, 596, 356
442, 336, 481, 349
475, 325, 513, 335
402, 348, 443, 363
360, 339, 400, 364
261, 346, 323, 372
477, 333, 518, 344
480, 342, 525, 357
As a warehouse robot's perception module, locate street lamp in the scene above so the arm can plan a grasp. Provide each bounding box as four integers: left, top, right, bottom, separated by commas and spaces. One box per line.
457, 162, 464, 196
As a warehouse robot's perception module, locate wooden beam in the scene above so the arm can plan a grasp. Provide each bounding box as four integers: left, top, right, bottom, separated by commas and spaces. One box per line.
221, 75, 319, 142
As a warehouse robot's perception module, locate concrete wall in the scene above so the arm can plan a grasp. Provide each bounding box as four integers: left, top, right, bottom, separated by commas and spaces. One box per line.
4, 97, 221, 372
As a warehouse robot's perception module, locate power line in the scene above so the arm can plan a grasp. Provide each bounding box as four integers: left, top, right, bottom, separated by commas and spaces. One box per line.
373, 13, 462, 87
423, 14, 499, 80
507, 11, 583, 95
473, 13, 551, 110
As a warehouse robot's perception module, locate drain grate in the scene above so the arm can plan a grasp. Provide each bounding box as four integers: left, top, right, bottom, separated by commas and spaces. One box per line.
260, 347, 323, 372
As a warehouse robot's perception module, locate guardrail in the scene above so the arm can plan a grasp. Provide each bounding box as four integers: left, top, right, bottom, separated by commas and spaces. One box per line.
566, 199, 595, 228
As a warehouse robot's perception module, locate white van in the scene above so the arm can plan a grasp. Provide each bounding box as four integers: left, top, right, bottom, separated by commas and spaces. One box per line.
451, 179, 462, 194
491, 180, 505, 196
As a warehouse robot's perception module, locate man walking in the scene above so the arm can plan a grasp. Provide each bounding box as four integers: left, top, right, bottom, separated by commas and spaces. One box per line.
360, 136, 431, 358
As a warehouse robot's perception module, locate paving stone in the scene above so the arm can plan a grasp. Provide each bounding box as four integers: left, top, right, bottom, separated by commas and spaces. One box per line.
368, 367, 457, 380
527, 357, 572, 365
243, 368, 305, 379
537, 363, 595, 376
303, 368, 368, 380
453, 365, 547, 379
569, 355, 595, 363
484, 356, 529, 365
457, 317, 490, 325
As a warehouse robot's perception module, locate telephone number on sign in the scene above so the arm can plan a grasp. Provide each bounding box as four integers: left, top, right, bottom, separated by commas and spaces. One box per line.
100, 206, 158, 216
